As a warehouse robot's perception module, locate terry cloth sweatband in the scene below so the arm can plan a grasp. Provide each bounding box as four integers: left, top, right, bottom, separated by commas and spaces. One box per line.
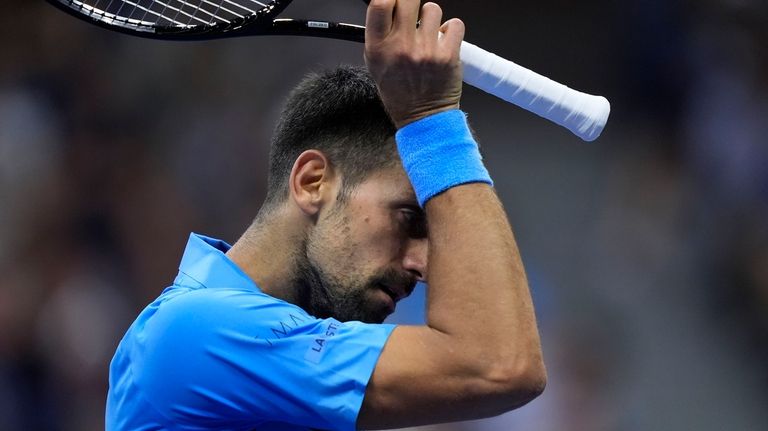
395, 109, 493, 207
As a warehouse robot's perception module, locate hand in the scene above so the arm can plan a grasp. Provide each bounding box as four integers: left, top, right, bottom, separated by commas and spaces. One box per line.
364, 0, 465, 129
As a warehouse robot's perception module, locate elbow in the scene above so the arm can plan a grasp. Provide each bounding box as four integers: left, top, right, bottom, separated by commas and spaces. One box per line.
483, 356, 547, 412
507, 359, 547, 405
518, 362, 547, 404
524, 356, 548, 396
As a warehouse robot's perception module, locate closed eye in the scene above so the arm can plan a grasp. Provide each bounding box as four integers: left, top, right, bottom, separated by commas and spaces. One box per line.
399, 207, 427, 239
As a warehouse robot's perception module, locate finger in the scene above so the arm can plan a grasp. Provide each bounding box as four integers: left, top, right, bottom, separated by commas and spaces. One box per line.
438, 18, 465, 58
366, 0, 395, 41
392, 0, 421, 37
417, 2, 443, 48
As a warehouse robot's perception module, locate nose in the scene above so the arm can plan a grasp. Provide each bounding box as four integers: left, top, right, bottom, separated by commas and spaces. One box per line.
402, 237, 428, 282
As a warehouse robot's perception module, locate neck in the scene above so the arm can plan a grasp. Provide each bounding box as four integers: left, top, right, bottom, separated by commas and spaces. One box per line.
226, 205, 306, 305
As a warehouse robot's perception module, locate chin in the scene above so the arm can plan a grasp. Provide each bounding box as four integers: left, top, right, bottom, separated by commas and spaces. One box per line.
342, 309, 388, 324
364, 309, 391, 324
340, 314, 386, 324
367, 315, 388, 324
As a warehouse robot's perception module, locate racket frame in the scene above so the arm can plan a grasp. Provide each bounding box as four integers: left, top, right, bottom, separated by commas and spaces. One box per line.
46, 0, 366, 42
45, 0, 610, 141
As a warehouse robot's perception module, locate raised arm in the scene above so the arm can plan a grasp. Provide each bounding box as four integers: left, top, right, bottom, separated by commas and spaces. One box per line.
357, 0, 546, 429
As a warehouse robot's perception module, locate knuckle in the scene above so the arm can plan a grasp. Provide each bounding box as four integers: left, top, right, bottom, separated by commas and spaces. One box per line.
394, 48, 415, 63
434, 54, 451, 67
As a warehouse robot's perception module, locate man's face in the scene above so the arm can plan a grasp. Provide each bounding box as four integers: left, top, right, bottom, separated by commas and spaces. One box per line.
296, 164, 427, 324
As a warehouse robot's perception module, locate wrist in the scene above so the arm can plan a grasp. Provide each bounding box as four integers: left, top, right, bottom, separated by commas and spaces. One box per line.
395, 109, 493, 207
391, 103, 461, 129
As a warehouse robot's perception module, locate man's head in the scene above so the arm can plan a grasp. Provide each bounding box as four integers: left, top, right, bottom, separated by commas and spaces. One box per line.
257, 66, 427, 324
264, 66, 399, 209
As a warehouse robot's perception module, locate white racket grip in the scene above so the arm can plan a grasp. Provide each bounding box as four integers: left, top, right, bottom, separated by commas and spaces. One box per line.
459, 41, 610, 141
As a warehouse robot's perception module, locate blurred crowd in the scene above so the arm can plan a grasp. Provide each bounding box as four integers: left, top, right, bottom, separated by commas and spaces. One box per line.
1, 1, 766, 430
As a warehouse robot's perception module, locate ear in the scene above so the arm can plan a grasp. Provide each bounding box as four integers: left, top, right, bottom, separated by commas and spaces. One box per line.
289, 150, 338, 217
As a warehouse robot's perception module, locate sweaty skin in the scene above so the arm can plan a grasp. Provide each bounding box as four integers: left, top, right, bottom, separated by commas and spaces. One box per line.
358, 0, 546, 429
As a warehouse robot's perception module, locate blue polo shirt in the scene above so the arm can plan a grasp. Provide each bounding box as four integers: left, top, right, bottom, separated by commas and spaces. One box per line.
106, 234, 396, 431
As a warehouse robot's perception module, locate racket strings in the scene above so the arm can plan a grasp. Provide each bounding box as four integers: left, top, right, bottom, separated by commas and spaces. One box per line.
63, 0, 271, 29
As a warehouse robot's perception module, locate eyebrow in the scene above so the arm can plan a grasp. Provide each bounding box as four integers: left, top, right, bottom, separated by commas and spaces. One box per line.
390, 193, 418, 206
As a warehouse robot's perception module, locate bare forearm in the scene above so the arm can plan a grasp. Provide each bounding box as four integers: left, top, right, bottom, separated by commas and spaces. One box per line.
425, 183, 545, 388
359, 1, 545, 425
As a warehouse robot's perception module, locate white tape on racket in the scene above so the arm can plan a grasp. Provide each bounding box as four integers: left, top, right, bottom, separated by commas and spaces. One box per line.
459, 41, 610, 141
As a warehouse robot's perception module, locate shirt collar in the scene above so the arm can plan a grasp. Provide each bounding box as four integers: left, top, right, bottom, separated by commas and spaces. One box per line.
175, 233, 259, 292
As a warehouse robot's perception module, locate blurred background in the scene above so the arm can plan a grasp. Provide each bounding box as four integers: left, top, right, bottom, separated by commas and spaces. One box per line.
1, 0, 767, 430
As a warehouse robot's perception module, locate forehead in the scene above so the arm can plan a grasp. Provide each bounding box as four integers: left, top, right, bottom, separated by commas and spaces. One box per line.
348, 164, 417, 207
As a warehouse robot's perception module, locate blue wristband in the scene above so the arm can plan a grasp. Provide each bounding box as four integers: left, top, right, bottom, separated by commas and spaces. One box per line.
395, 110, 493, 207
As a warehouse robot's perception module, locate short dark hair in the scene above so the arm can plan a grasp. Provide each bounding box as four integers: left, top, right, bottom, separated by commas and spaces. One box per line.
263, 65, 397, 209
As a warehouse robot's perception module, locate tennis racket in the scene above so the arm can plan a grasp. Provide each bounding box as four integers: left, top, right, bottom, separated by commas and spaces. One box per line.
47, 0, 611, 141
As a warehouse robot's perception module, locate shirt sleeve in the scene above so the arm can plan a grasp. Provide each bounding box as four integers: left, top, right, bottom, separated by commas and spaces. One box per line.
134, 288, 396, 431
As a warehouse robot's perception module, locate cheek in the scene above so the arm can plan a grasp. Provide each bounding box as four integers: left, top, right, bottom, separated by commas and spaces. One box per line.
311, 225, 357, 277
308, 213, 380, 278
349, 213, 403, 264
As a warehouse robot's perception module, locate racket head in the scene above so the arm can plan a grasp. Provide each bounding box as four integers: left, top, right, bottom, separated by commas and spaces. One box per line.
46, 0, 290, 40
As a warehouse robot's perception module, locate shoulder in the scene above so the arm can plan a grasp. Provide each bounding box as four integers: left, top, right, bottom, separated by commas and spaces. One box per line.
147, 287, 317, 340
129, 287, 395, 428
